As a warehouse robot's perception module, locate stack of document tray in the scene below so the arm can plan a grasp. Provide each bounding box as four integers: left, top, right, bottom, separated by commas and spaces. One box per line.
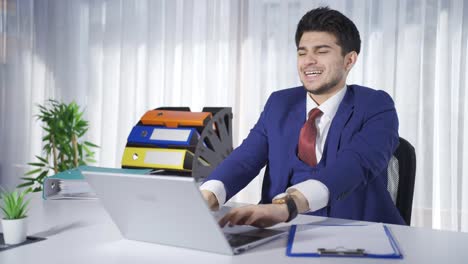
121, 107, 233, 181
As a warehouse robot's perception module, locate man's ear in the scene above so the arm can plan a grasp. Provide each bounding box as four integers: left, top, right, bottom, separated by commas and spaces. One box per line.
344, 51, 358, 72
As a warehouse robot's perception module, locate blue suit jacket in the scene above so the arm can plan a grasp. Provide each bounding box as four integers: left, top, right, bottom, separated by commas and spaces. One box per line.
206, 85, 405, 225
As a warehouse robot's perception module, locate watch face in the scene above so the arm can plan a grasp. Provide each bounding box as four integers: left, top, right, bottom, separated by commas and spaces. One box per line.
272, 193, 288, 204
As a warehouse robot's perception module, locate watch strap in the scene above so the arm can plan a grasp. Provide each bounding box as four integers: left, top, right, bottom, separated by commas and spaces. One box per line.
285, 195, 298, 222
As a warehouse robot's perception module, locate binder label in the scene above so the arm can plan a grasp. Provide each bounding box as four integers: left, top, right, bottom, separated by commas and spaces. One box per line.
150, 128, 191, 142
144, 150, 185, 167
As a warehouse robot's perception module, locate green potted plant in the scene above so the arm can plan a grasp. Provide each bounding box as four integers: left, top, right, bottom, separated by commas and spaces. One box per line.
0, 188, 31, 245
19, 100, 98, 191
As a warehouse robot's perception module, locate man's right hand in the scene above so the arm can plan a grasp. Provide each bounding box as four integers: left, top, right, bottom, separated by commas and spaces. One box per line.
201, 190, 220, 211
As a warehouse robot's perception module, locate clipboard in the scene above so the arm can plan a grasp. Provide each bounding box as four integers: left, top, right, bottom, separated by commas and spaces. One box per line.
286, 223, 403, 259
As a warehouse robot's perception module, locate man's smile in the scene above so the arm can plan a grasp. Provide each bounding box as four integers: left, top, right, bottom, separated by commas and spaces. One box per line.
303, 68, 324, 81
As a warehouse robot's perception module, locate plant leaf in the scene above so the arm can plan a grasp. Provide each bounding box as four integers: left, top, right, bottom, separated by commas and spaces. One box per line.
27, 162, 46, 167
35, 155, 49, 164
37, 170, 50, 182
20, 177, 36, 181
84, 141, 99, 148
17, 182, 35, 188
24, 168, 42, 176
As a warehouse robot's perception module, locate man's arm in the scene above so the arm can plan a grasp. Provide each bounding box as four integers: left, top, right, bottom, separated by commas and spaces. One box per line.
201, 189, 220, 210
200, 187, 310, 215
216, 190, 306, 228
200, 94, 276, 209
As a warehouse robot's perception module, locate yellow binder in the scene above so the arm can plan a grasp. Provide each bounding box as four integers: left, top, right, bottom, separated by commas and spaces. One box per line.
121, 147, 195, 171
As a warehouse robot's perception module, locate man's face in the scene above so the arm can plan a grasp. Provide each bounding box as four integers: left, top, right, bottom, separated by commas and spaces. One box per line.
297, 31, 350, 95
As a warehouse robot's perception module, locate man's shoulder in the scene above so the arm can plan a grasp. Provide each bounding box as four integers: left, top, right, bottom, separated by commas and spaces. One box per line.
269, 86, 305, 101
348, 84, 387, 95
348, 84, 394, 105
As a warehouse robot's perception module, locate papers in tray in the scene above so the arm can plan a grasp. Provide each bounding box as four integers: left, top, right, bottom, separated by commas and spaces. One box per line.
286, 223, 402, 259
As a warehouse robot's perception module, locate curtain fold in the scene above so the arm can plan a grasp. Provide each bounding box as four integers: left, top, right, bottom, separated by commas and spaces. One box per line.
1, 0, 467, 232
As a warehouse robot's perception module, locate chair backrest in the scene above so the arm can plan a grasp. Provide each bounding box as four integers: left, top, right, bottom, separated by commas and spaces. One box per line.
386, 137, 416, 225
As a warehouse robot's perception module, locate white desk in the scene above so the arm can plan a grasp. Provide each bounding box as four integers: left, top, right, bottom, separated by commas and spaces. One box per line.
1, 193, 468, 263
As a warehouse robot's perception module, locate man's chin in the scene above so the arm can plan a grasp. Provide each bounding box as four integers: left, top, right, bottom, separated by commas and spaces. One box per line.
303, 79, 342, 95
304, 86, 328, 95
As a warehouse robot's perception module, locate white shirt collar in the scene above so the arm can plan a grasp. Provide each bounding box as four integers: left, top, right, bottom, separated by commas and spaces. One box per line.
306, 85, 347, 120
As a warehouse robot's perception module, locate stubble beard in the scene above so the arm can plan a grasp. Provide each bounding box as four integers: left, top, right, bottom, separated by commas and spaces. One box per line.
303, 75, 342, 95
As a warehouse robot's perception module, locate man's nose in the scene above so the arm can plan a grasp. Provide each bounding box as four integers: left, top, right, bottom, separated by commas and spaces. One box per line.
303, 53, 318, 65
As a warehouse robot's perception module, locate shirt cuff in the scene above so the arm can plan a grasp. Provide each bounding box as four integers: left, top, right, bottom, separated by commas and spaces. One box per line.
286, 179, 329, 212
199, 180, 227, 206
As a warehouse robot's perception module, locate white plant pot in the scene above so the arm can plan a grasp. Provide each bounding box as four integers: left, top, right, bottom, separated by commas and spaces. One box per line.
1, 217, 28, 245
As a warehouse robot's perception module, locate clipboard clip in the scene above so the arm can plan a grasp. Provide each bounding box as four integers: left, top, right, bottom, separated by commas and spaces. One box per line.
317, 247, 366, 256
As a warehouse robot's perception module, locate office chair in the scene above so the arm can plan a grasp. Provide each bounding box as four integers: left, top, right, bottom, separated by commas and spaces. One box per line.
387, 137, 416, 225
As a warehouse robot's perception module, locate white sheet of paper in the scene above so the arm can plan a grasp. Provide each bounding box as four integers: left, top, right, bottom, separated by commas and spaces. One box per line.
290, 223, 396, 255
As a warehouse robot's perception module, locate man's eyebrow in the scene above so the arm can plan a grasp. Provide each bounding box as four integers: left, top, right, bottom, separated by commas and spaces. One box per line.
314, 45, 332, 49
297, 45, 332, 51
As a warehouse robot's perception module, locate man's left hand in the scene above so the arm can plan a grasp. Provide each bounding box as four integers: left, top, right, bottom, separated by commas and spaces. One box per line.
218, 204, 289, 228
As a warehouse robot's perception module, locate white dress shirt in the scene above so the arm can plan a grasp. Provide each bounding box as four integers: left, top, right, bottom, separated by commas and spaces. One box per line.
200, 85, 348, 212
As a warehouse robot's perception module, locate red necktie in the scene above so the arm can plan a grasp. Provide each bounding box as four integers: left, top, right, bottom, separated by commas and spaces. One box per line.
298, 108, 323, 166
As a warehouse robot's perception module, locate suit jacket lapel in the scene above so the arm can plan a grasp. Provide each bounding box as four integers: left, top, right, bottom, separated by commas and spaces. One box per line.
288, 88, 307, 145
325, 87, 355, 165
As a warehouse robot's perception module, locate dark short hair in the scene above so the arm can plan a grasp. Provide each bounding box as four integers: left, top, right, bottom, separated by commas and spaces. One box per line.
295, 7, 361, 55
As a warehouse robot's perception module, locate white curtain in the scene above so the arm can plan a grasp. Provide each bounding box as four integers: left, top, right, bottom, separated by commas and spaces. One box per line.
1, 0, 467, 232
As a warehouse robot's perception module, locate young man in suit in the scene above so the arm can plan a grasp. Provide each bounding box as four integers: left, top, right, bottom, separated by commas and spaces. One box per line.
201, 6, 405, 227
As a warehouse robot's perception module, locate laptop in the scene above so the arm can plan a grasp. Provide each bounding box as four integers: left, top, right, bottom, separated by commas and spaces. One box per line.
83, 171, 286, 255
